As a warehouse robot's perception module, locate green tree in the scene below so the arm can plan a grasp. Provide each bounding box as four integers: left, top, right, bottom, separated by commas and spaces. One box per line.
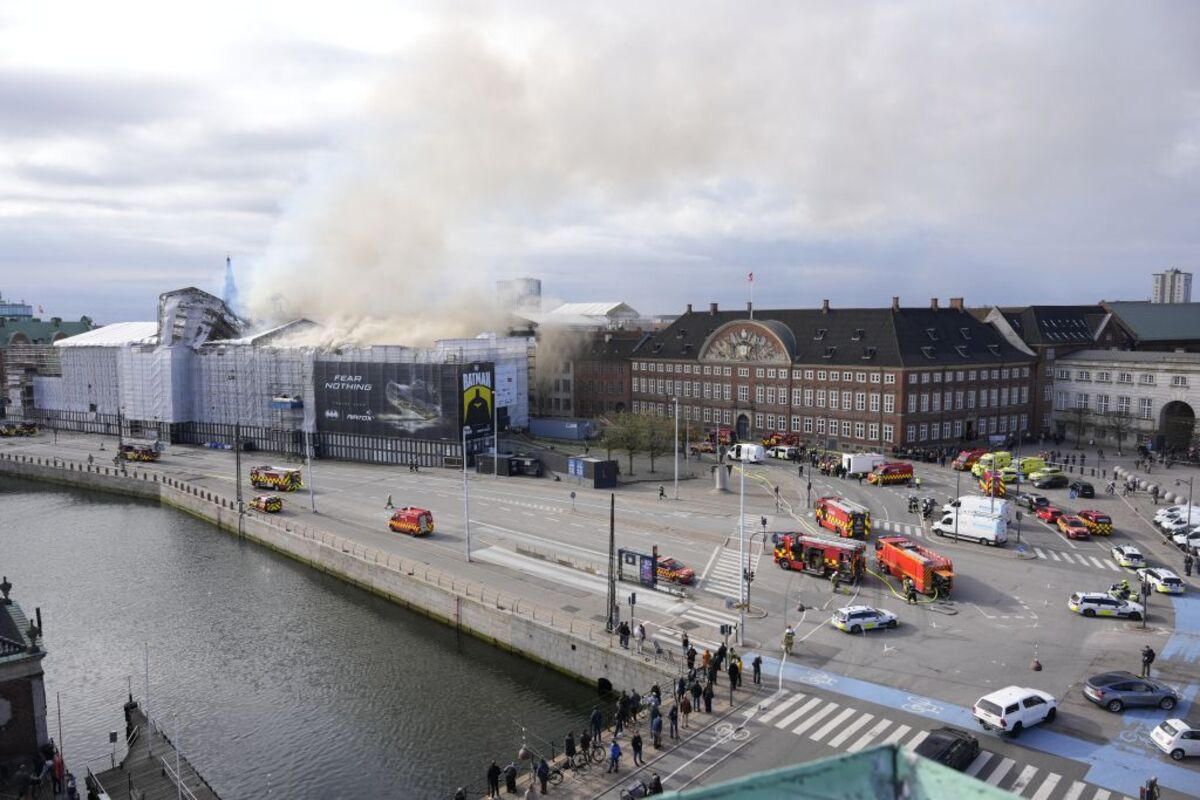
641, 413, 675, 474
604, 413, 641, 476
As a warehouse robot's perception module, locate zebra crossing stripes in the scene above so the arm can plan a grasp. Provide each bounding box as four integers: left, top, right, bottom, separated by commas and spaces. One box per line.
1030, 773, 1061, 800
1010, 764, 1041, 794
874, 520, 925, 538
757, 692, 807, 724
1031, 547, 1122, 571
845, 718, 891, 752
702, 547, 760, 598
650, 626, 720, 656
902, 729, 929, 752
985, 758, 1016, 787
789, 702, 840, 736
964, 751, 993, 777
775, 698, 822, 730
1060, 782, 1087, 800
825, 712, 874, 748
881, 724, 911, 745
809, 707, 857, 742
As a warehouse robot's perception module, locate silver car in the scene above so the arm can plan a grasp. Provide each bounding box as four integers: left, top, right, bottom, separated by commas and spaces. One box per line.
1083, 671, 1179, 713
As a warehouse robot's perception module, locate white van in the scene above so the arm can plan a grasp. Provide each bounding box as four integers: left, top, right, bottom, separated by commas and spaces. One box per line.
729, 443, 766, 463
933, 510, 1008, 546
842, 452, 887, 476
944, 495, 1012, 522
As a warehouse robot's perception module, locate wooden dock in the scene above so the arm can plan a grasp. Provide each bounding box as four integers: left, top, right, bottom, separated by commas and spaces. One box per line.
88, 704, 221, 800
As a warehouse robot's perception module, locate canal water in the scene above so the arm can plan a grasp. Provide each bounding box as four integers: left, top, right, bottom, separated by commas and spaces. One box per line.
1, 476, 596, 798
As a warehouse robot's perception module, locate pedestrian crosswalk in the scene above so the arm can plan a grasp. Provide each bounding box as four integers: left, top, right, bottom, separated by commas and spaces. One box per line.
1030, 547, 1122, 572
651, 603, 742, 656
702, 546, 761, 598
751, 690, 1135, 800
874, 520, 926, 539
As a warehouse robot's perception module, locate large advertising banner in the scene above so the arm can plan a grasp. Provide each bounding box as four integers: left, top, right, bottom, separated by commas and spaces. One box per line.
314, 361, 458, 438
459, 362, 495, 440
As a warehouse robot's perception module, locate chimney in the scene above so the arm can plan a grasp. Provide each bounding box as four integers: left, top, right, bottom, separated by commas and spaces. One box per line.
821, 299, 830, 314
747, 301, 753, 313
930, 298, 939, 311
686, 303, 693, 314
949, 297, 963, 311
709, 302, 718, 316
891, 296, 900, 312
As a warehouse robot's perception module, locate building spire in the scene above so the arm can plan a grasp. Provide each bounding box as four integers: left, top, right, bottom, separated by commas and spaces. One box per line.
222, 255, 240, 311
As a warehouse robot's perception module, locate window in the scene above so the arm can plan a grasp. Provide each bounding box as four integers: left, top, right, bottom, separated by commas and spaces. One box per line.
737, 367, 750, 378
723, 367, 731, 377
884, 373, 896, 385
856, 372, 867, 383
830, 391, 840, 410
723, 409, 732, 424
1096, 395, 1110, 413
883, 423, 895, 443
1096, 371, 1111, 382
908, 394, 918, 413
999, 387, 1009, 406
1117, 372, 1132, 384
954, 390, 964, 410
869, 393, 880, 412
693, 381, 701, 396
755, 386, 765, 403
791, 415, 801, 432
990, 388, 999, 406
841, 421, 852, 437
792, 388, 802, 406
1075, 393, 1089, 410
855, 392, 866, 411
1055, 391, 1068, 411
817, 370, 827, 381
766, 387, 776, 404
766, 414, 776, 429
843, 371, 853, 381
803, 388, 813, 406
854, 422, 865, 439
1001, 368, 1010, 379
942, 421, 952, 438
1172, 375, 1188, 388
816, 389, 826, 408
703, 365, 711, 376
804, 369, 814, 379
1117, 396, 1130, 414
803, 417, 813, 433
737, 386, 749, 402
968, 370, 977, 381
816, 418, 826, 434
1139, 398, 1153, 419
755, 368, 765, 378
767, 368, 776, 379
988, 417, 998, 434
755, 412, 765, 429
967, 390, 976, 409
979, 389, 989, 408
1139, 374, 1155, 385
998, 416, 1008, 433
953, 420, 963, 437
723, 384, 732, 401
991, 369, 999, 380
1019, 414, 1027, 431
870, 372, 881, 384
933, 371, 942, 383
1075, 370, 1091, 381
883, 394, 894, 414
909, 373, 919, 385
1020, 386, 1029, 403
921, 372, 931, 383
842, 391, 852, 409
919, 423, 928, 441
868, 423, 879, 440
955, 370, 964, 382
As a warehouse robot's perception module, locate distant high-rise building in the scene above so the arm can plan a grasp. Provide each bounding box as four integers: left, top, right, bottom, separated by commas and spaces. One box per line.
0, 290, 33, 320
1151, 268, 1192, 304
497, 278, 542, 313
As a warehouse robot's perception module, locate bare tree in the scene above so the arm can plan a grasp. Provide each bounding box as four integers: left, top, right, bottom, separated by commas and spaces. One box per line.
641, 413, 675, 474
1067, 405, 1090, 448
603, 413, 641, 476
1104, 410, 1134, 454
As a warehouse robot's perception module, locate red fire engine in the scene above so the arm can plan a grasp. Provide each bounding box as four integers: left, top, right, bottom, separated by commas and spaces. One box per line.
874, 536, 953, 596
814, 496, 871, 539
773, 533, 866, 579
250, 465, 303, 491
388, 507, 435, 536
761, 431, 800, 448
980, 470, 1006, 498
711, 426, 734, 446
952, 449, 987, 471
866, 462, 914, 485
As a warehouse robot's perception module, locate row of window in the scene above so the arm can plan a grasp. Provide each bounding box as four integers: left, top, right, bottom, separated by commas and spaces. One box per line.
631, 363, 898, 384
904, 415, 1027, 443
907, 367, 1030, 384
630, 401, 900, 443
1056, 369, 1188, 388
904, 386, 1029, 413
1055, 392, 1154, 419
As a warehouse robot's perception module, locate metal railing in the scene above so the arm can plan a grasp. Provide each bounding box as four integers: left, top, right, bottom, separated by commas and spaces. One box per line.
160, 756, 200, 800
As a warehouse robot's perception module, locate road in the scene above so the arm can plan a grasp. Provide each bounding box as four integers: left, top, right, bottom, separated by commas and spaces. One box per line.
5, 432, 1198, 799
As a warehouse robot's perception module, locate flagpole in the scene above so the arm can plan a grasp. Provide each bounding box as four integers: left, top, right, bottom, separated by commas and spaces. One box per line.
749, 272, 755, 319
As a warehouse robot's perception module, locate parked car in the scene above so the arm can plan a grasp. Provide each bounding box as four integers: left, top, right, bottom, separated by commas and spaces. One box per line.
1171, 528, 1200, 551
1033, 474, 1069, 489
689, 441, 716, 456
1015, 493, 1050, 511
913, 727, 980, 771
1068, 592, 1144, 620
1077, 510, 1113, 536
1069, 480, 1095, 498
1152, 719, 1200, 761
1083, 671, 1178, 713
972, 686, 1057, 737
1137, 567, 1186, 594
1159, 515, 1197, 535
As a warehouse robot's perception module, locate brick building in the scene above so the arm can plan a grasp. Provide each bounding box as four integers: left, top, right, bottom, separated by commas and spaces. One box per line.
629, 299, 1035, 451
0, 581, 49, 778
572, 331, 649, 418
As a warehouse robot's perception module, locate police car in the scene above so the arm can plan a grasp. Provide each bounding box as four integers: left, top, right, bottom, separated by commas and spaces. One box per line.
830, 605, 898, 633
1110, 545, 1146, 569
1137, 567, 1186, 594
1068, 592, 1144, 620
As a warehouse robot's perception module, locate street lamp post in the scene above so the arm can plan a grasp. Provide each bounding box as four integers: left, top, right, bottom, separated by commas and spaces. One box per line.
1177, 477, 1194, 531
673, 397, 679, 500
953, 469, 961, 543
738, 464, 746, 646
463, 426, 472, 563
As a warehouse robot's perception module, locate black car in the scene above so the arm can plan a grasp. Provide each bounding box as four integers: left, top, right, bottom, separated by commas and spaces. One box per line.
1070, 480, 1095, 498
1034, 474, 1069, 489
913, 726, 981, 771
1015, 492, 1050, 511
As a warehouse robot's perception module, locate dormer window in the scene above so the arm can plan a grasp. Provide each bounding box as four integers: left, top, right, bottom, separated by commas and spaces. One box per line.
861, 347, 876, 360
986, 344, 1001, 356
959, 327, 972, 341
954, 345, 970, 359
925, 328, 939, 341
822, 346, 836, 359
851, 328, 865, 341
814, 328, 828, 341
920, 346, 936, 360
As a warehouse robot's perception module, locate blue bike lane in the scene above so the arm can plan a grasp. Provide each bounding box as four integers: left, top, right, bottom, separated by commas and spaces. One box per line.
751, 592, 1200, 797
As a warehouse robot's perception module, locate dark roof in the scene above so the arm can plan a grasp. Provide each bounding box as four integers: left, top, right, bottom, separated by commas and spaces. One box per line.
0, 598, 32, 661
1103, 301, 1200, 343
0, 316, 95, 348
636, 306, 1033, 367
584, 331, 650, 361
997, 305, 1105, 346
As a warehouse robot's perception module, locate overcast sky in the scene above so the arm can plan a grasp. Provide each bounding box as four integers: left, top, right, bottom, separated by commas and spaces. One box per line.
2, 1, 1197, 326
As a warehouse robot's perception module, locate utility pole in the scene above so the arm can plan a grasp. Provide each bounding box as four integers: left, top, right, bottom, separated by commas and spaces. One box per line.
606, 494, 616, 633
462, 426, 472, 563
673, 397, 680, 500
234, 421, 244, 538
953, 469, 960, 543
304, 429, 317, 514
493, 384, 499, 480
738, 465, 746, 646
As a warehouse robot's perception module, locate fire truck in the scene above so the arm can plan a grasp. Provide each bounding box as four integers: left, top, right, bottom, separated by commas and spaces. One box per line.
773, 533, 866, 580
874, 536, 953, 597
951, 449, 987, 471
761, 431, 799, 448
388, 507, 435, 536
250, 465, 303, 492
979, 470, 1006, 498
814, 496, 871, 539
711, 426, 734, 446
866, 462, 914, 485
119, 439, 161, 462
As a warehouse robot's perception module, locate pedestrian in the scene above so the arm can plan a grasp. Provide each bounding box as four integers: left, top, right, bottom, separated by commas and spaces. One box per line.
636, 622, 646, 653
702, 648, 712, 671
590, 706, 604, 742
728, 660, 740, 691
632, 730, 645, 765
487, 760, 502, 797
385, 493, 394, 509
1151, 486, 1159, 504
651, 714, 664, 748
676, 676, 687, 702
1185, 552, 1194, 577
752, 655, 762, 685
87, 454, 94, 466
830, 572, 841, 594
607, 740, 622, 773
504, 761, 519, 794
658, 484, 666, 500
681, 695, 692, 728
904, 577, 918, 605
536, 758, 550, 794
857, 473, 863, 485
715, 643, 727, 670
618, 621, 630, 649
648, 773, 664, 795
681, 632, 690, 655
564, 732, 577, 766
1142, 776, 1161, 800
668, 703, 679, 739
1141, 645, 1156, 678
686, 646, 697, 670
52, 748, 65, 795
708, 661, 719, 686
702, 682, 714, 713
630, 689, 642, 721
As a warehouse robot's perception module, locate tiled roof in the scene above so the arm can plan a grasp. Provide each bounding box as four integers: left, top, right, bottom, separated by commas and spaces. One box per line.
998, 305, 1104, 346
1104, 301, 1200, 342
636, 306, 1032, 367
0, 317, 95, 347
0, 599, 32, 661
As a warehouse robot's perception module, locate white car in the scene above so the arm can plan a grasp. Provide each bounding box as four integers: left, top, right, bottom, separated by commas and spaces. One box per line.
1171, 528, 1200, 550
1152, 719, 1200, 761
1155, 505, 1200, 524
830, 605, 898, 633
1160, 516, 1197, 534
973, 686, 1057, 737
767, 445, 798, 460
1068, 592, 1145, 620
1110, 545, 1146, 569
1137, 567, 1186, 594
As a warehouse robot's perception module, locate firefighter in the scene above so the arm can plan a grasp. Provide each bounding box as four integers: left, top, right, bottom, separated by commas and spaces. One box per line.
914, 476, 923, 490
782, 626, 795, 655
830, 571, 842, 594
907, 496, 918, 514
904, 577, 918, 605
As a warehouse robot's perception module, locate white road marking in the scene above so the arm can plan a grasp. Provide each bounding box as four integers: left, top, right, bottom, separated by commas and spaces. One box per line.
985, 757, 1016, 786
1092, 791, 1111, 800
1060, 781, 1087, 800
808, 707, 857, 742
775, 697, 822, 729
1034, 547, 1047, 560
757, 692, 806, 724
845, 718, 892, 752
1048, 550, 1061, 561
789, 701, 839, 736
903, 729, 929, 752
1008, 764, 1039, 794
1029, 773, 1061, 800
881, 724, 911, 745
964, 751, 993, 777
1088, 556, 1107, 570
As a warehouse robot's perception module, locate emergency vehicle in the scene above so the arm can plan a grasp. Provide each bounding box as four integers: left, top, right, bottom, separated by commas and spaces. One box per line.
761, 431, 799, 448
250, 465, 303, 492
972, 451, 1012, 478
388, 507, 435, 536
120, 439, 161, 462
773, 532, 866, 579
867, 462, 914, 486
814, 496, 871, 539
874, 536, 954, 597
1077, 510, 1113, 536
979, 470, 1006, 498
249, 494, 283, 513
656, 557, 695, 584
952, 449, 987, 471
711, 426, 734, 446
